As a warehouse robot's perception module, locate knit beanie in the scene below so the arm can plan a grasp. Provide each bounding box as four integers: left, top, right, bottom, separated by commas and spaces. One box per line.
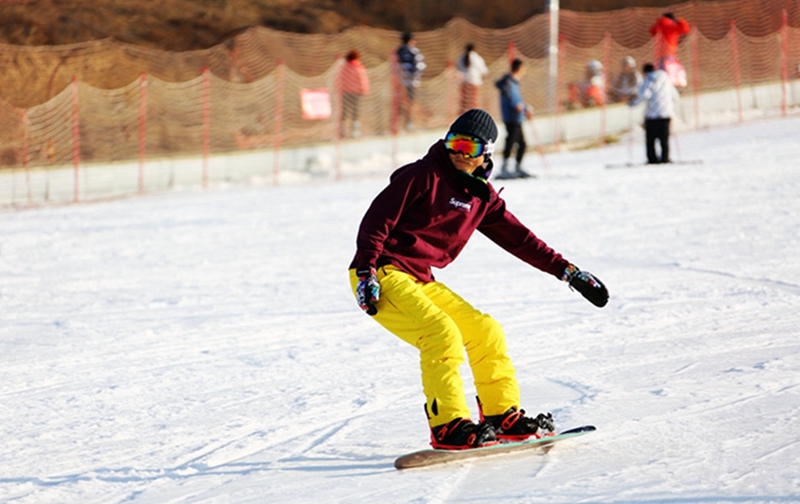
448, 109, 498, 149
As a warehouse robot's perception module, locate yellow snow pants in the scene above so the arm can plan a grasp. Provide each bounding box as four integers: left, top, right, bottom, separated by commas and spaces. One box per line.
350, 265, 520, 428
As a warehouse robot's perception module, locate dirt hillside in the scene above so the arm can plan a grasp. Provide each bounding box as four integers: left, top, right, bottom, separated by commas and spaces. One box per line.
1, 0, 686, 51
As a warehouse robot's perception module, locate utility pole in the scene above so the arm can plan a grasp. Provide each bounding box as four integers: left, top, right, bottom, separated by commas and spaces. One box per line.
546, 0, 560, 113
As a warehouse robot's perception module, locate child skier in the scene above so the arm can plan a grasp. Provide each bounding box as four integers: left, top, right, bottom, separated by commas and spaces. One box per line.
349, 109, 608, 449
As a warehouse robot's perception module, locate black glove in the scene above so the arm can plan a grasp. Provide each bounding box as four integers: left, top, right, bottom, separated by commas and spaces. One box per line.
563, 264, 609, 308
356, 266, 380, 315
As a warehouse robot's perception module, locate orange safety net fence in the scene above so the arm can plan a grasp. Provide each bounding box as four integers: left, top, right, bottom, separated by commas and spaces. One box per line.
0, 0, 798, 178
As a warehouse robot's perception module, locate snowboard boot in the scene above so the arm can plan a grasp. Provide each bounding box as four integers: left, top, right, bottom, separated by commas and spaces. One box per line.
483, 408, 555, 441
430, 418, 499, 450
477, 397, 555, 441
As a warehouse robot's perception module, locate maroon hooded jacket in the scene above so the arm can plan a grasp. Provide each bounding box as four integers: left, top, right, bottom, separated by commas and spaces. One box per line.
350, 140, 569, 283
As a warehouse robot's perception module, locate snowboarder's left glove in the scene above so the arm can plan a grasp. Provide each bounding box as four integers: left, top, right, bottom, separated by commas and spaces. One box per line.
356, 266, 380, 316
563, 264, 609, 308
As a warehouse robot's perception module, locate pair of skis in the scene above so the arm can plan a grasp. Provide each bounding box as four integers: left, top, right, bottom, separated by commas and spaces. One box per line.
605, 159, 703, 169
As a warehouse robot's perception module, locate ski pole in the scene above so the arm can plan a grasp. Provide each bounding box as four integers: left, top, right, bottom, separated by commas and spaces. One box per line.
627, 106, 634, 164
527, 107, 551, 175
671, 122, 682, 162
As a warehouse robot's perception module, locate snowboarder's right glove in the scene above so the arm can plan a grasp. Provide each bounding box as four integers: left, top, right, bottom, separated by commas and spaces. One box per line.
563, 264, 609, 308
356, 266, 380, 316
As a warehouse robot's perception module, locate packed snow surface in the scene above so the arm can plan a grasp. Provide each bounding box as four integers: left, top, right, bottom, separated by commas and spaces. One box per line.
2, 117, 799, 503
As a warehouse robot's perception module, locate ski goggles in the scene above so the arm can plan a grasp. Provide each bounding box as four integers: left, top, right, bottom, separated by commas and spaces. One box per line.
444, 132, 495, 158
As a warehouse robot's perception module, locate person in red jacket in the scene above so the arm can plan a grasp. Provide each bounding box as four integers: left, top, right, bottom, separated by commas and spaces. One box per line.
338, 50, 371, 138
650, 12, 690, 62
349, 109, 609, 450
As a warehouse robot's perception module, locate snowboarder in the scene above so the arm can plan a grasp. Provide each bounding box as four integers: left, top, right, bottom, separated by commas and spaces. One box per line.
349, 108, 609, 450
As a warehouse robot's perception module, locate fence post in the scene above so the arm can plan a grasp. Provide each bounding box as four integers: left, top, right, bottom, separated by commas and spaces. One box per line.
273, 59, 285, 185
730, 21, 743, 124
138, 73, 148, 193
601, 31, 611, 144
654, 31, 663, 64
555, 35, 566, 150
690, 25, 700, 130
20, 109, 31, 206
780, 9, 788, 117
446, 60, 458, 120
71, 76, 80, 203
334, 54, 342, 181
201, 67, 211, 188
546, 0, 560, 114
390, 52, 399, 170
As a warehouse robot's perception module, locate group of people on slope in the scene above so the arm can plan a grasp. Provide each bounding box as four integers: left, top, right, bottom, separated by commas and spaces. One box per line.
490, 10, 688, 168
626, 12, 688, 164
346, 11, 686, 173
567, 12, 689, 109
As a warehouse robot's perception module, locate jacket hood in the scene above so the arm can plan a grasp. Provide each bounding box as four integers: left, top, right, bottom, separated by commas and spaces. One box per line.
391, 140, 493, 202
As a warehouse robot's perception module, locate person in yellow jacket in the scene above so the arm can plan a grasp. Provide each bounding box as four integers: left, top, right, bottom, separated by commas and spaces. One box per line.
349, 109, 609, 450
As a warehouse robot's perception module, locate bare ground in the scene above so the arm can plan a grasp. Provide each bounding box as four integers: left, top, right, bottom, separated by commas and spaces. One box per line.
0, 0, 684, 51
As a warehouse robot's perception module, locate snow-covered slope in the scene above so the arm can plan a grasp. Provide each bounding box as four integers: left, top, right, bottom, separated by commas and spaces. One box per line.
2, 117, 799, 503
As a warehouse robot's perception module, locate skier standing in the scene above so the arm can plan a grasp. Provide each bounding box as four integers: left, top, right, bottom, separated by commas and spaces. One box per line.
396, 32, 426, 131
629, 63, 680, 164
349, 108, 609, 450
495, 59, 533, 179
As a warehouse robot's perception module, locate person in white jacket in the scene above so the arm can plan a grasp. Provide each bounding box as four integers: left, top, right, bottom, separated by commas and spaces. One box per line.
456, 44, 489, 114
629, 63, 680, 164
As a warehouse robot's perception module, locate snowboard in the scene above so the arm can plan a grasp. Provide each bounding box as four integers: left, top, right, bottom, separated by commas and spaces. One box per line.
605, 159, 703, 169
394, 425, 596, 470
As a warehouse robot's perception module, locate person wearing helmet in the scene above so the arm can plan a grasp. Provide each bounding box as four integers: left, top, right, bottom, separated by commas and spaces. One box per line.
611, 56, 643, 103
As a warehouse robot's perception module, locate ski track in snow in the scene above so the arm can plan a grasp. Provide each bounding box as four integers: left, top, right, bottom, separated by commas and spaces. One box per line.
1, 116, 800, 503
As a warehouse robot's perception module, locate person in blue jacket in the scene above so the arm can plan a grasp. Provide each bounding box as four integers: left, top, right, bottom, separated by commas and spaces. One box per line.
396, 32, 426, 131
495, 58, 533, 179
